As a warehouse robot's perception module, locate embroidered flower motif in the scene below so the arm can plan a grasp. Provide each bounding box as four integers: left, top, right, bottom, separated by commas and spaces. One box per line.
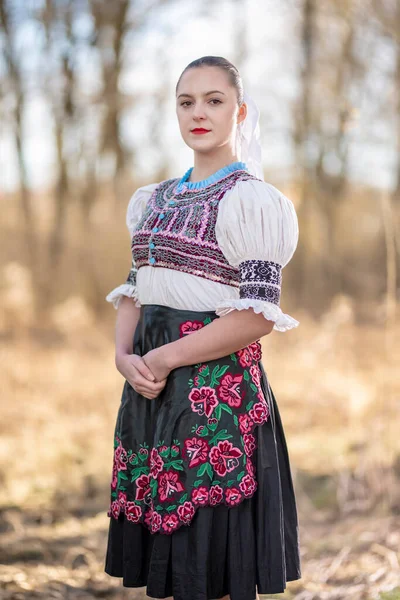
184, 437, 210, 468
217, 372, 244, 407
179, 320, 204, 337
246, 457, 255, 476
207, 417, 218, 426
162, 513, 179, 533
196, 425, 205, 435
135, 474, 151, 501
171, 444, 180, 456
250, 365, 262, 388
239, 474, 257, 497
209, 440, 243, 476
191, 486, 209, 506
108, 499, 121, 519
125, 501, 142, 523
236, 347, 252, 368
177, 501, 195, 524
114, 441, 128, 471
117, 491, 127, 511
243, 433, 256, 457
209, 484, 224, 506
189, 387, 219, 418
139, 447, 149, 456
158, 445, 168, 454
150, 511, 162, 532
144, 508, 153, 528
225, 487, 242, 506
128, 453, 137, 464
249, 402, 269, 425
194, 376, 200, 386
198, 365, 207, 373
158, 471, 185, 502
248, 341, 262, 362
111, 463, 118, 489
150, 447, 164, 478
238, 413, 254, 434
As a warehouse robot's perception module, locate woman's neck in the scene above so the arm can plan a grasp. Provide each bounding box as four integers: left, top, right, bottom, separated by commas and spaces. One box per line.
189, 153, 240, 183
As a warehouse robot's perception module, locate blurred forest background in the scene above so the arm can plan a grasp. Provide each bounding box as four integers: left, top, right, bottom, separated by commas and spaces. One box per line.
1, 0, 400, 598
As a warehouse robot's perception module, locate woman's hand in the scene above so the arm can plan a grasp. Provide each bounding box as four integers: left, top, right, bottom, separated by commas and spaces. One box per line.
142, 347, 172, 382
116, 352, 167, 400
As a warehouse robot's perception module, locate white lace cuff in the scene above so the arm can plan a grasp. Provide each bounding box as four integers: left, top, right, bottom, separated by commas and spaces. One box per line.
105, 284, 141, 310
215, 298, 299, 332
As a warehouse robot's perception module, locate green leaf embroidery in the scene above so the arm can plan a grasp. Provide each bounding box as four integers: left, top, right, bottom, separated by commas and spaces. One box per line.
205, 463, 213, 480
111, 491, 117, 499
156, 504, 163, 510
130, 466, 148, 481
179, 493, 188, 503
203, 317, 212, 325
159, 448, 171, 459
250, 383, 258, 393
243, 370, 250, 381
118, 471, 129, 481
233, 414, 239, 426
207, 420, 218, 432
216, 365, 230, 379
129, 455, 139, 466
246, 400, 254, 411
166, 504, 177, 512
197, 376, 205, 387
197, 463, 208, 477
138, 453, 148, 462
199, 365, 210, 377
209, 429, 233, 445
193, 479, 203, 487
168, 461, 184, 471
150, 478, 158, 491
214, 405, 222, 420
227, 480, 236, 486
236, 471, 245, 480
230, 353, 238, 363
119, 486, 127, 491
220, 404, 233, 415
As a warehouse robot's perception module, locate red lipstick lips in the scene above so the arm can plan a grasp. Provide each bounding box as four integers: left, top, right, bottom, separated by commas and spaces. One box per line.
191, 128, 211, 135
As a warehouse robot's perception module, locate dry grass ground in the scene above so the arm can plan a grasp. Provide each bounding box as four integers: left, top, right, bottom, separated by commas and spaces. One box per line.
0, 285, 399, 599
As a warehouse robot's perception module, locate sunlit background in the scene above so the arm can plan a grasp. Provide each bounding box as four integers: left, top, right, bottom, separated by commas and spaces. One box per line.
1, 0, 399, 598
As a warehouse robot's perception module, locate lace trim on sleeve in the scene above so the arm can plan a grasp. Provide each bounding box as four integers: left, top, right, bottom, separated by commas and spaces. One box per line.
215, 298, 299, 332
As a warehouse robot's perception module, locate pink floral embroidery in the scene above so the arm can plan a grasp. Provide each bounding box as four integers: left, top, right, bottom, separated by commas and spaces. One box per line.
225, 487, 242, 506
238, 413, 254, 434
250, 365, 262, 388
239, 474, 257, 497
177, 501, 195, 524
198, 365, 207, 373
249, 402, 269, 425
158, 471, 185, 502
217, 372, 244, 407
125, 501, 142, 523
128, 453, 137, 464
237, 347, 252, 368
184, 437, 210, 468
179, 320, 204, 337
243, 433, 256, 457
117, 491, 127, 511
189, 387, 219, 418
108, 499, 121, 519
114, 441, 128, 471
246, 459, 255, 478
248, 341, 262, 362
162, 513, 180, 533
209, 484, 224, 506
111, 463, 118, 489
191, 486, 209, 505
135, 474, 151, 501
150, 447, 164, 478
139, 447, 149, 457
209, 440, 243, 476
150, 511, 162, 533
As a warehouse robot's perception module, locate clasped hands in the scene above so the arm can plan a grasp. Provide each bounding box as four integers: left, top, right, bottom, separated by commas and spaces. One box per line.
116, 347, 173, 400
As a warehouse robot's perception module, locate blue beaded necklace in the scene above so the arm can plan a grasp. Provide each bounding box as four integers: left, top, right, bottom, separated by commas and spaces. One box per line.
175, 161, 248, 192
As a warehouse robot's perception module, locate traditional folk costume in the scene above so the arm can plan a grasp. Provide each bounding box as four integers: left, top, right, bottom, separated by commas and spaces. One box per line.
104, 95, 301, 600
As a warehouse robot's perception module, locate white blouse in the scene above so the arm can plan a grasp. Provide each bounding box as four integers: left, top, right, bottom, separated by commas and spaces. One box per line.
106, 179, 299, 332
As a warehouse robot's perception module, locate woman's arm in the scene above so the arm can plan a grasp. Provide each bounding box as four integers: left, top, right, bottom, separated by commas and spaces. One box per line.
114, 297, 167, 398
142, 309, 274, 380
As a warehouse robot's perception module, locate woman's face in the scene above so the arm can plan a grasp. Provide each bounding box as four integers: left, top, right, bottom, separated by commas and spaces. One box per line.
176, 66, 246, 155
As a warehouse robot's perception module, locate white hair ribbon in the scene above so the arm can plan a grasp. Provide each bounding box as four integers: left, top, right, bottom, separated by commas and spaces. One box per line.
236, 91, 264, 180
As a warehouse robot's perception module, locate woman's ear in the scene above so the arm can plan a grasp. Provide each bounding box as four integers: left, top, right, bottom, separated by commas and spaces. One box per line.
237, 102, 247, 125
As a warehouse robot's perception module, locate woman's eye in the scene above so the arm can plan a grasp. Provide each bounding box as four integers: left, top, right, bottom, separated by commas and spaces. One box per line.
209, 99, 222, 105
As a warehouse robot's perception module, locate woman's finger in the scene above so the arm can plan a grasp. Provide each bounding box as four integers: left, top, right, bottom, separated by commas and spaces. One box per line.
131, 355, 156, 382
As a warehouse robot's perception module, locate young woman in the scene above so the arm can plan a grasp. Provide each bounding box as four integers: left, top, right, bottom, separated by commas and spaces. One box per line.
104, 56, 301, 600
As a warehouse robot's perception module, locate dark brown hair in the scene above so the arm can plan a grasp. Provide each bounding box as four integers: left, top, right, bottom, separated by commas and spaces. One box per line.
175, 56, 243, 106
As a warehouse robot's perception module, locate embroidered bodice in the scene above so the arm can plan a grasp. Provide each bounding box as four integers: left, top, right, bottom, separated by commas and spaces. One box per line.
106, 161, 300, 332
131, 168, 258, 287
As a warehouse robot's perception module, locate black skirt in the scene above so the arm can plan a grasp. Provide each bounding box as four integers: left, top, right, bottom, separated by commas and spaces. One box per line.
104, 304, 301, 599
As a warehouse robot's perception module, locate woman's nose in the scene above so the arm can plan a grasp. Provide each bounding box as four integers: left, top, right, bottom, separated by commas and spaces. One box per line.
192, 103, 206, 119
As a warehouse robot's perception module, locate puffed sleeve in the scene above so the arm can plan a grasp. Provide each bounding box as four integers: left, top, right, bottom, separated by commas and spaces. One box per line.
215, 179, 299, 332
105, 183, 159, 309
